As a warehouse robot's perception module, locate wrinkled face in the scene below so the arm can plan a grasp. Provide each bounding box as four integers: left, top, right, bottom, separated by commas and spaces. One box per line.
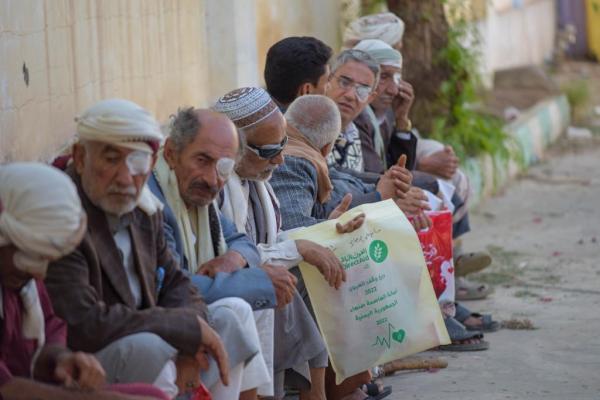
74, 141, 150, 216
165, 117, 239, 207
235, 112, 287, 182
325, 60, 377, 128
0, 245, 45, 290
371, 65, 402, 112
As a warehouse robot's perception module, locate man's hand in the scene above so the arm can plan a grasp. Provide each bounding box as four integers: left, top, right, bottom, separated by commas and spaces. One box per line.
262, 263, 298, 308
196, 316, 229, 386
175, 355, 203, 395
392, 81, 415, 131
417, 146, 459, 180
54, 351, 106, 390
197, 251, 246, 277
410, 212, 433, 232
296, 240, 346, 289
335, 213, 365, 234
328, 193, 352, 220
328, 193, 366, 234
377, 155, 412, 200
395, 187, 431, 215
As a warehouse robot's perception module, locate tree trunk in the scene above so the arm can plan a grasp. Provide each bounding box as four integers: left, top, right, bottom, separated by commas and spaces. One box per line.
386, 0, 452, 134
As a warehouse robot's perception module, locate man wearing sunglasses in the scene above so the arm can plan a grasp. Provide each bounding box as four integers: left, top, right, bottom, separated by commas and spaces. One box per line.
214, 87, 369, 400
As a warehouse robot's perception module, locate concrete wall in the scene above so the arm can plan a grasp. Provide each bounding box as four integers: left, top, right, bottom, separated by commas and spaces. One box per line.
477, 0, 556, 84
0, 0, 345, 162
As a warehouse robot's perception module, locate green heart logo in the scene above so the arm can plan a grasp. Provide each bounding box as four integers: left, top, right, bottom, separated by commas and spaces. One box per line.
392, 329, 406, 343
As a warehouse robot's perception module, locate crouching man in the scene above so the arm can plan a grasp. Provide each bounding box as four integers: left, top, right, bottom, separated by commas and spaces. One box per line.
0, 162, 167, 400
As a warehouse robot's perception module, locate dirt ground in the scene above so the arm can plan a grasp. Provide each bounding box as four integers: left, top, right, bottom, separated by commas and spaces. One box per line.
383, 136, 600, 400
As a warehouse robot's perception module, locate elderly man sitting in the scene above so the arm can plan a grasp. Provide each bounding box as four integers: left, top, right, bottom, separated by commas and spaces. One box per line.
149, 101, 326, 396
213, 87, 369, 400
344, 13, 493, 287
45, 99, 271, 400
0, 162, 168, 400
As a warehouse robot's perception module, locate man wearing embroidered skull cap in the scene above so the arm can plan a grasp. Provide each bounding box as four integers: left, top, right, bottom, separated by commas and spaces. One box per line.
0, 162, 169, 399
214, 87, 368, 400
45, 99, 275, 399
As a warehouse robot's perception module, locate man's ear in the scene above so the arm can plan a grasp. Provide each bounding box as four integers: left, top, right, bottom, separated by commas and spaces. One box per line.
72, 143, 86, 174
321, 142, 333, 158
296, 83, 313, 97
163, 138, 177, 169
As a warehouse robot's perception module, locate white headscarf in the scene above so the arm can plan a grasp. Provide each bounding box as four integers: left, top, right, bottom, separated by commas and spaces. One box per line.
353, 39, 403, 69
343, 12, 405, 49
75, 98, 164, 215
76, 98, 164, 153
0, 162, 87, 351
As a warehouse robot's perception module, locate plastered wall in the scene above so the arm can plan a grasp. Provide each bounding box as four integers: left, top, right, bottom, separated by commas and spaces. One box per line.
0, 0, 555, 162
0, 0, 345, 162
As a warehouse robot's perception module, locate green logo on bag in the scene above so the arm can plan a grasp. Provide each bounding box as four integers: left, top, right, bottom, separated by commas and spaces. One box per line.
369, 240, 388, 263
392, 329, 406, 343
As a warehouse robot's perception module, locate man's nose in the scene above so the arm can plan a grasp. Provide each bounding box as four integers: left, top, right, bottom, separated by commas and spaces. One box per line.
205, 164, 220, 187
271, 152, 284, 165
342, 87, 357, 102
115, 162, 135, 186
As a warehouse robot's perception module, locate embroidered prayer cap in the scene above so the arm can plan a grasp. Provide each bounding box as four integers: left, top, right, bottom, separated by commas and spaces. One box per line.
212, 87, 279, 130
343, 12, 405, 49
353, 39, 402, 69
0, 162, 86, 274
76, 98, 163, 153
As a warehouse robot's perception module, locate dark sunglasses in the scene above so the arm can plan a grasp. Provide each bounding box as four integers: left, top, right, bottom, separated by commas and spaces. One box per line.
246, 136, 288, 159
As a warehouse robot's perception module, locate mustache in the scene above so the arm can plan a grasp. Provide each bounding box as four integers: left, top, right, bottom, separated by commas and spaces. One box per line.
189, 181, 219, 196
107, 185, 137, 196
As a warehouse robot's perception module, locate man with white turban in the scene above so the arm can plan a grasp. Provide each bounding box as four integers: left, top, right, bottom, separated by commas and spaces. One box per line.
45, 99, 270, 399
0, 162, 168, 399
348, 34, 494, 299
342, 12, 405, 50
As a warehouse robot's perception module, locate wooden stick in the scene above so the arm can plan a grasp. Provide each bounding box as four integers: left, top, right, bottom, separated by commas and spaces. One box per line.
383, 357, 448, 374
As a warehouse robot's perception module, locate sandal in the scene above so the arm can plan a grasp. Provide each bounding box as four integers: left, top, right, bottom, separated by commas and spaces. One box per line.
454, 251, 492, 277
438, 317, 489, 352
455, 277, 494, 300
361, 379, 392, 400
455, 302, 500, 333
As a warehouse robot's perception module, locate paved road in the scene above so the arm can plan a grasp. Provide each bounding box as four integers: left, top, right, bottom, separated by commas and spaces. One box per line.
384, 138, 600, 400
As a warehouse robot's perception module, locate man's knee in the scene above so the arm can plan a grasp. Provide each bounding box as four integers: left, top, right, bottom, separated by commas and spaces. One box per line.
209, 296, 253, 323
96, 332, 177, 384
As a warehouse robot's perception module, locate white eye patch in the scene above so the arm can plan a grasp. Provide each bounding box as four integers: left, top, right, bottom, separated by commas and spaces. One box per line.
393, 72, 402, 86
216, 158, 235, 181
126, 150, 152, 176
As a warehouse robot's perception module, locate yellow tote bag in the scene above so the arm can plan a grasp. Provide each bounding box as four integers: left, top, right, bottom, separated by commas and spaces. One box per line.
290, 200, 450, 383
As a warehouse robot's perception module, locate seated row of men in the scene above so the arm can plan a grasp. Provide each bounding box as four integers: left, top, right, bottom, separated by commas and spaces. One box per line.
0, 12, 497, 400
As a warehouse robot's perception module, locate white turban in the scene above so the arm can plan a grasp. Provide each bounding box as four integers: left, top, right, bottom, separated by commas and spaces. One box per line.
343, 12, 405, 49
0, 162, 86, 273
0, 162, 86, 352
353, 39, 403, 69
76, 99, 163, 153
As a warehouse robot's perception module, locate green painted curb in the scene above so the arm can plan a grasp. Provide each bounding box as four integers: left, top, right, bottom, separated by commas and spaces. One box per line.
464, 95, 570, 209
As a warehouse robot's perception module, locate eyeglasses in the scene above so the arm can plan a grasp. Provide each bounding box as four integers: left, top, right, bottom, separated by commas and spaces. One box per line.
331, 74, 373, 102
246, 136, 288, 160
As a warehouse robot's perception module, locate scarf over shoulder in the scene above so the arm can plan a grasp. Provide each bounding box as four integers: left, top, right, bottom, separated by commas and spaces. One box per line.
282, 125, 333, 204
